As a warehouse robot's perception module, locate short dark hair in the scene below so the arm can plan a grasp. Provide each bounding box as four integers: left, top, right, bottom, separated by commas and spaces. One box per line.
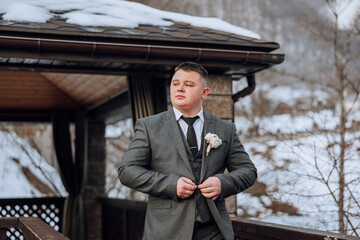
175, 62, 208, 86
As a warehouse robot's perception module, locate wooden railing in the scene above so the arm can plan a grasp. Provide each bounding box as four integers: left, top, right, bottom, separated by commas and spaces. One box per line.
231, 217, 359, 240
1, 198, 358, 240
0, 217, 68, 240
102, 198, 359, 240
101, 198, 146, 240
0, 197, 65, 239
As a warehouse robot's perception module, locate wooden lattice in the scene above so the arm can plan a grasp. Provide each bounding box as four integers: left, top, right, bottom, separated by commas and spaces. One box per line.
0, 197, 65, 240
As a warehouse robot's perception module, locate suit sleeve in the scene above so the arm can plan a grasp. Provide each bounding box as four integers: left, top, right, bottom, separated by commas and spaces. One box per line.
118, 119, 180, 200
215, 123, 257, 201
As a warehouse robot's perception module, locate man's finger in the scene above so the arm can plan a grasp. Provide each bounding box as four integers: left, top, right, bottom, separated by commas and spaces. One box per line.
201, 192, 214, 198
199, 187, 214, 193
179, 188, 195, 199
182, 177, 196, 186
185, 189, 195, 194
186, 185, 197, 191
199, 176, 221, 189
201, 191, 220, 200
198, 181, 210, 189
177, 177, 197, 199
184, 185, 197, 191
212, 195, 219, 200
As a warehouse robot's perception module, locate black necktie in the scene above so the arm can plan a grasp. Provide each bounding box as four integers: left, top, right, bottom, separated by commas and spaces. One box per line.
181, 116, 199, 156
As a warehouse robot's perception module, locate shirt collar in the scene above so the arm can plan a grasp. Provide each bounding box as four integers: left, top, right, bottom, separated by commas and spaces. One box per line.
173, 107, 204, 122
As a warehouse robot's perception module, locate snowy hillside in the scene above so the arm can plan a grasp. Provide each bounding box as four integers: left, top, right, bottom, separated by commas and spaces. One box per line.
239, 133, 360, 231
0, 130, 67, 198
233, 82, 360, 234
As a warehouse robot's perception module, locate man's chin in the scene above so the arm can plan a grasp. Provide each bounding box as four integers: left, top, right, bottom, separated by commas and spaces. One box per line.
172, 104, 188, 111
172, 101, 187, 108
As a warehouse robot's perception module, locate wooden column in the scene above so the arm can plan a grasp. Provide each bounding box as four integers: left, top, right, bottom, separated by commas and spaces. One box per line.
84, 121, 106, 240
0, 229, 6, 240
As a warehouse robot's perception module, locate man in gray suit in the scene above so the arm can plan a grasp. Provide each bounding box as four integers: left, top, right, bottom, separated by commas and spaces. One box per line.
119, 62, 257, 240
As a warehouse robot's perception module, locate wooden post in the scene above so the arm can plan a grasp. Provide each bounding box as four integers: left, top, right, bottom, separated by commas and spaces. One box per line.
0, 217, 17, 240
0, 229, 7, 240
84, 121, 106, 240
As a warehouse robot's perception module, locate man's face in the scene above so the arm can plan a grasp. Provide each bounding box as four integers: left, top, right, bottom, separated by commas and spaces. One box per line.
170, 69, 210, 116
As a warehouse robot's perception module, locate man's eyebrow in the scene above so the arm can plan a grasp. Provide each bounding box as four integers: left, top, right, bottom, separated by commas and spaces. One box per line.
182, 80, 196, 84
171, 79, 197, 84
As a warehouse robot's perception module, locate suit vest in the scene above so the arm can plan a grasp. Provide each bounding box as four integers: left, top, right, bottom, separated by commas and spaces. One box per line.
179, 126, 213, 223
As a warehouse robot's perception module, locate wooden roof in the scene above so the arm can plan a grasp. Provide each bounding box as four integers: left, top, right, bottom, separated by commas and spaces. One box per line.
0, 70, 127, 111
0, 15, 277, 51
42, 73, 127, 107
0, 13, 283, 76
0, 10, 284, 122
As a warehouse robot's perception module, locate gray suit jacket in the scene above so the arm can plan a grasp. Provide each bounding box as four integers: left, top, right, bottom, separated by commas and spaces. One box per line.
118, 108, 257, 240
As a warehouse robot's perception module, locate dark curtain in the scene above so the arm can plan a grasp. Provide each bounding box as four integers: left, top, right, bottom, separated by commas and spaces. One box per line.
128, 75, 168, 125
52, 111, 88, 240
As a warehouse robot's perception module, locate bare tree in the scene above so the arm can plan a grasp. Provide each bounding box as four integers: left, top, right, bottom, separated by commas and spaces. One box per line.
265, 0, 360, 235
323, 0, 360, 234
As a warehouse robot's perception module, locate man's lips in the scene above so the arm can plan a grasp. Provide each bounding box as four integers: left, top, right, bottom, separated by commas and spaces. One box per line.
175, 95, 185, 98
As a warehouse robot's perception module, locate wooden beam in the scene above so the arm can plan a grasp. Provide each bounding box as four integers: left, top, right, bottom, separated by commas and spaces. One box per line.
18, 217, 69, 240
0, 217, 69, 240
0, 110, 75, 122
0, 50, 271, 75
231, 217, 359, 240
0, 70, 81, 110
0, 217, 18, 228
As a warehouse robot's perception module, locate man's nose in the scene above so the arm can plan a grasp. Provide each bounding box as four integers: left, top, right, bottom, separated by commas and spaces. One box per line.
177, 84, 185, 92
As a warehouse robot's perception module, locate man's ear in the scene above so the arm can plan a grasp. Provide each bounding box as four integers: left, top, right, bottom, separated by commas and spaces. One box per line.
201, 87, 210, 99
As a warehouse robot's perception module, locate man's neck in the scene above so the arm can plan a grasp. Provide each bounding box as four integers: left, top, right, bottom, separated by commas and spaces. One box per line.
173, 107, 202, 118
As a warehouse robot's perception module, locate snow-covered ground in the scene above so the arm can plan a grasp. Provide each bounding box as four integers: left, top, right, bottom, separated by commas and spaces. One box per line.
234, 83, 360, 234
0, 130, 67, 198
238, 132, 360, 232
105, 118, 133, 139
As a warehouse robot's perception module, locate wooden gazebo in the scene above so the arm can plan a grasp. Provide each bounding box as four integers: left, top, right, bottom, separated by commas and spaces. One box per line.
0, 3, 289, 240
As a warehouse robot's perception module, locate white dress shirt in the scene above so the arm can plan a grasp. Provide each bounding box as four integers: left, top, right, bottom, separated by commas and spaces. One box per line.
173, 107, 204, 151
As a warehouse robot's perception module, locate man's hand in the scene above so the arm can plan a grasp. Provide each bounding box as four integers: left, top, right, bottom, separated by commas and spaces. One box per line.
176, 177, 197, 199
198, 176, 221, 200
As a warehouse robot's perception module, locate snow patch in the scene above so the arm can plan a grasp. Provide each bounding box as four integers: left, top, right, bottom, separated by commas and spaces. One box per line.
0, 131, 67, 198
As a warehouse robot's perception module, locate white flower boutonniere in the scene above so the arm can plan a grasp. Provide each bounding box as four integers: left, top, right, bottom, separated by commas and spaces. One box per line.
205, 133, 222, 156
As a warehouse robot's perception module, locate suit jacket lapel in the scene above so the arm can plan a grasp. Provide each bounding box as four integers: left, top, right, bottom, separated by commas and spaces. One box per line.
200, 111, 214, 182
163, 108, 193, 174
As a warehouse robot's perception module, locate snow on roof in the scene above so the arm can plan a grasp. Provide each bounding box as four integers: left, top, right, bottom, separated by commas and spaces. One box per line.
0, 0, 260, 39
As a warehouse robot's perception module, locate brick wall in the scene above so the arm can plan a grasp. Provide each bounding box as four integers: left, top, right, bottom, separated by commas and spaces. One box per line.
203, 75, 237, 215
203, 75, 234, 121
